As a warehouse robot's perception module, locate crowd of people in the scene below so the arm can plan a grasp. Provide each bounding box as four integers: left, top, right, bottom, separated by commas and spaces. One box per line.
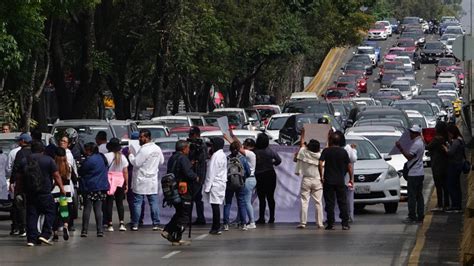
0, 119, 468, 246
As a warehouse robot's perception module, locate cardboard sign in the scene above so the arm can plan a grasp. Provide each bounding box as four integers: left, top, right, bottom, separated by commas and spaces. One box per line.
216, 116, 230, 137
389, 130, 413, 155
303, 124, 331, 148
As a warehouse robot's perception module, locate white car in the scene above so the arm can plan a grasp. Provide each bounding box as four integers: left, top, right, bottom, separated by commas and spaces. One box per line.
444, 25, 464, 36
346, 126, 407, 197
150, 116, 192, 128
390, 80, 412, 99
213, 108, 252, 130
405, 110, 429, 129
264, 113, 298, 140
346, 135, 401, 213
394, 56, 413, 71
137, 124, 170, 138
445, 38, 456, 56
396, 77, 420, 96
356, 46, 378, 66
290, 92, 318, 100
201, 130, 269, 144
376, 21, 393, 36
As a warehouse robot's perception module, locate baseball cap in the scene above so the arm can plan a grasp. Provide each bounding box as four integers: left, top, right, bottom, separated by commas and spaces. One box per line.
16, 133, 32, 143
409, 124, 422, 133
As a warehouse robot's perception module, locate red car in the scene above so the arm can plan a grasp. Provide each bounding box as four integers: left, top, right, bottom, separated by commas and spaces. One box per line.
396, 38, 417, 53
169, 126, 220, 138
324, 87, 356, 100
336, 74, 367, 93
379, 61, 403, 80
435, 58, 457, 78
384, 47, 406, 62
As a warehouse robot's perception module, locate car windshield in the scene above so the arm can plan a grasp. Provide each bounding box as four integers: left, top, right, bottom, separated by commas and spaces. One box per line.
283, 103, 330, 114
383, 72, 404, 81
424, 42, 444, 49
295, 116, 321, 131
434, 83, 456, 90
373, 24, 385, 30
359, 114, 409, 127
338, 76, 356, 83
445, 28, 463, 34
332, 103, 348, 115
391, 84, 410, 91
170, 131, 189, 138
345, 64, 364, 71
156, 141, 176, 151
267, 116, 289, 130
327, 89, 348, 98
408, 116, 428, 128
156, 119, 189, 128
257, 109, 277, 119
350, 139, 382, 160
420, 90, 438, 96
394, 58, 410, 64
141, 127, 168, 138
352, 57, 370, 63
112, 125, 130, 139
398, 41, 414, 47
364, 135, 400, 154
438, 58, 456, 66
0, 139, 19, 154
54, 125, 113, 144
358, 48, 375, 54
393, 103, 434, 116
441, 34, 457, 41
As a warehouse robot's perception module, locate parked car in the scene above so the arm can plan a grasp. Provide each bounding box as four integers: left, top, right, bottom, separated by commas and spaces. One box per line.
108, 120, 139, 141
203, 112, 248, 130
51, 119, 115, 144
264, 113, 298, 140
213, 108, 252, 130
169, 126, 219, 138
345, 135, 400, 213
252, 105, 282, 126
137, 123, 169, 139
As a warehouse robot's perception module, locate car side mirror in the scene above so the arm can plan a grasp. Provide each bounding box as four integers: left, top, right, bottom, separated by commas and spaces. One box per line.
384, 154, 392, 161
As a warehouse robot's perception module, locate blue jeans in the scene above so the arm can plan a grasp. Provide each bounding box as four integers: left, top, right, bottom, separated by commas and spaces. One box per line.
223, 189, 246, 225
132, 193, 160, 226
244, 177, 256, 223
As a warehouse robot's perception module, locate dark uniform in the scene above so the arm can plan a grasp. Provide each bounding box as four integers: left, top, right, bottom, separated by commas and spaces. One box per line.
187, 138, 207, 223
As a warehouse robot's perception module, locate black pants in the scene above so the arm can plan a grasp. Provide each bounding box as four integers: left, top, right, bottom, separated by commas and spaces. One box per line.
432, 167, 449, 208
193, 184, 205, 222
164, 200, 192, 242
53, 202, 74, 231
211, 204, 221, 231
26, 194, 56, 243
11, 193, 26, 232
104, 187, 125, 224
82, 197, 103, 234
256, 170, 277, 221
407, 175, 425, 221
323, 183, 349, 227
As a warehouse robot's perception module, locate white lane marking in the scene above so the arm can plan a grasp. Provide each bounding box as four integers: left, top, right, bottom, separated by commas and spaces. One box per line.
162, 251, 181, 259
194, 234, 208, 240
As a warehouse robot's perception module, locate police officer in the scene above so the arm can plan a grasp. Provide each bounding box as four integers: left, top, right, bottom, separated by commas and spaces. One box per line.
187, 126, 207, 225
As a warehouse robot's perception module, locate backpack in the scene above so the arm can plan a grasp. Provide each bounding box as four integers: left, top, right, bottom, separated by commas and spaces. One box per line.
227, 156, 245, 191
23, 156, 44, 194
161, 156, 181, 207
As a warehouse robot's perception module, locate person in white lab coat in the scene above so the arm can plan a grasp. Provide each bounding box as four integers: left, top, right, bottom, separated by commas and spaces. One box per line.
128, 129, 164, 231
203, 137, 227, 235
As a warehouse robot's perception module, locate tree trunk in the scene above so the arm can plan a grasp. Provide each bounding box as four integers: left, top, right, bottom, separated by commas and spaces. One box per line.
24, 59, 37, 132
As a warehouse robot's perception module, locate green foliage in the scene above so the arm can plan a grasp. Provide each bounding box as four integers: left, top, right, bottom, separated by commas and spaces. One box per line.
0, 24, 22, 73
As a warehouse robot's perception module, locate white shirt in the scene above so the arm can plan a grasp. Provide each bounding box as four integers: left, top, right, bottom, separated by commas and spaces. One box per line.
0, 153, 8, 200
243, 149, 256, 176
65, 148, 78, 178
104, 152, 129, 172
129, 142, 164, 195
98, 143, 108, 154
408, 136, 425, 176
6, 146, 20, 178
344, 144, 357, 184
203, 149, 227, 204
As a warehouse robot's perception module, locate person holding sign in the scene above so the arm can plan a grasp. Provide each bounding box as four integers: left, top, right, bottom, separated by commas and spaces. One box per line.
295, 129, 324, 229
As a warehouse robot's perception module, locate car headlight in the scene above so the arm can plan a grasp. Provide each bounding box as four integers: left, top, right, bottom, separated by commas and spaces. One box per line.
386, 165, 398, 179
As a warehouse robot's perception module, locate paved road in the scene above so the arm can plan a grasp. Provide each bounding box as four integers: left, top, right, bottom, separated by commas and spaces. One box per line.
0, 34, 441, 265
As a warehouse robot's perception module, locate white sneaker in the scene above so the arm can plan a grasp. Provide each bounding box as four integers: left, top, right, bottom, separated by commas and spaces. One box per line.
247, 223, 256, 229
222, 224, 229, 231
106, 225, 114, 232
296, 224, 306, 229
240, 224, 248, 231
26, 242, 35, 247
119, 224, 127, 231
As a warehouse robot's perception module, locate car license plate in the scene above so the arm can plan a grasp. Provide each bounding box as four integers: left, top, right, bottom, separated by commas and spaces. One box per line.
355, 185, 371, 194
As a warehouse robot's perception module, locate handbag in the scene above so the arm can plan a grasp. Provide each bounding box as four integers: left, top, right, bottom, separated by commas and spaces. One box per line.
402, 157, 420, 180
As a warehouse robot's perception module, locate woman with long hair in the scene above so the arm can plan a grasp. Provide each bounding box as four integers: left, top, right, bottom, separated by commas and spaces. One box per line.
254, 133, 281, 224
443, 124, 465, 212
103, 138, 129, 232
427, 122, 450, 211
52, 147, 73, 241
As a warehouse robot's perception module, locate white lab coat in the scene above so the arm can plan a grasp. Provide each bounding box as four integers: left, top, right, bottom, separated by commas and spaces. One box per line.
203, 149, 227, 204
344, 144, 358, 184
129, 142, 164, 195
65, 148, 78, 178
6, 146, 20, 178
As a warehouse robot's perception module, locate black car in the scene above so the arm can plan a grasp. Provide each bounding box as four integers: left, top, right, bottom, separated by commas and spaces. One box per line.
400, 16, 421, 33
349, 55, 373, 75
278, 113, 343, 145
282, 99, 335, 115
380, 70, 405, 87
420, 42, 446, 63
